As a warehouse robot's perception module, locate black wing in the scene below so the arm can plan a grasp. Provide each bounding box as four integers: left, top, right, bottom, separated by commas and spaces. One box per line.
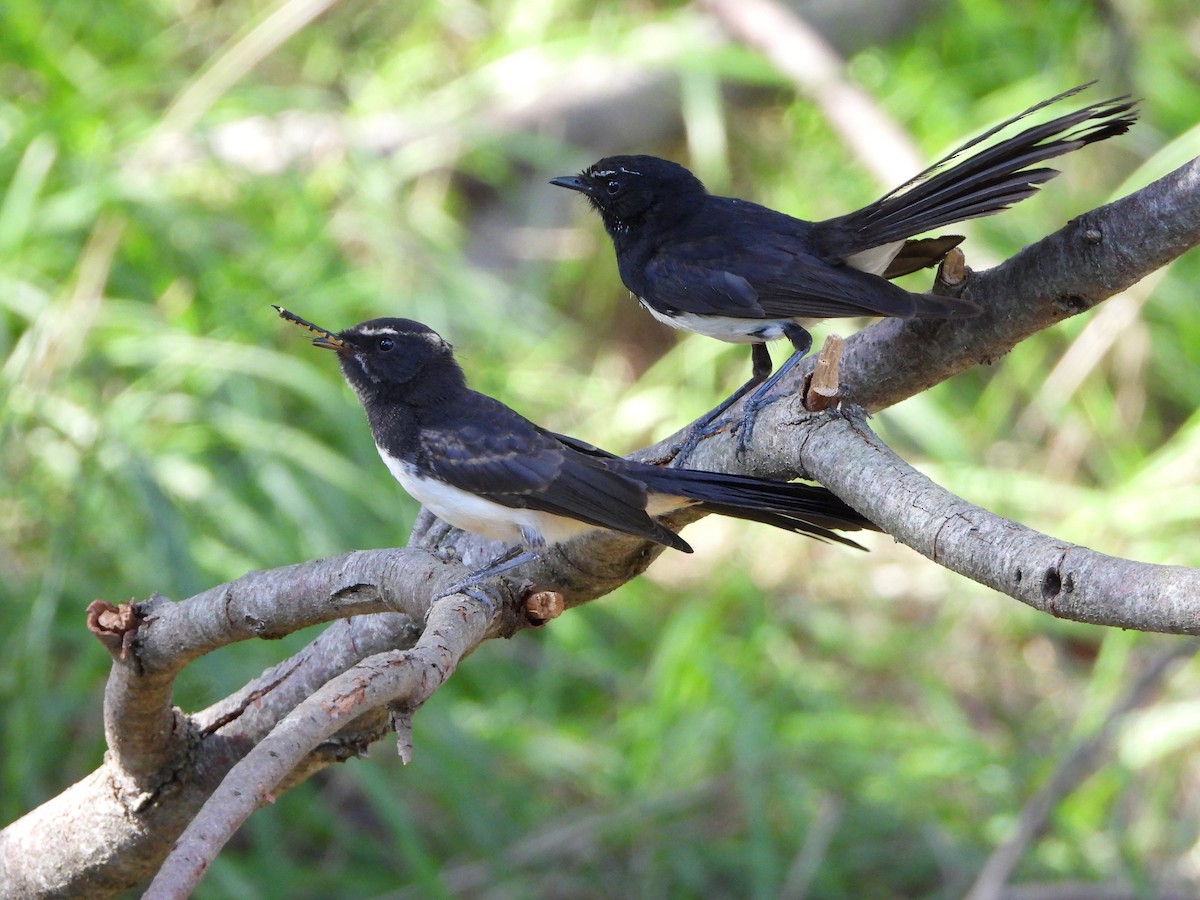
639, 229, 928, 320
419, 392, 688, 550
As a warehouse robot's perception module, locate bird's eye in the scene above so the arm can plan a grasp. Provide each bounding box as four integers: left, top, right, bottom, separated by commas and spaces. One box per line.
606, 179, 621, 195
378, 338, 394, 352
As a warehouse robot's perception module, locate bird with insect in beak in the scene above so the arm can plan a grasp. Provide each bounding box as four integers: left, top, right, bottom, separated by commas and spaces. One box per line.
275, 306, 879, 601
551, 84, 1136, 459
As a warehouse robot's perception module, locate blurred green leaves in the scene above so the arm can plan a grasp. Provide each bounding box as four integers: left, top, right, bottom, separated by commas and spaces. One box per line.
2, 0, 1199, 896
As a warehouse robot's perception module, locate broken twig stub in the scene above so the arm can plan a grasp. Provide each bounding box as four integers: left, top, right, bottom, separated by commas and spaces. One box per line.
805, 334, 844, 412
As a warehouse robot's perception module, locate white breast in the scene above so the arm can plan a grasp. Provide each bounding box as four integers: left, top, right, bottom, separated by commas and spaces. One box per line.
640, 300, 804, 345
377, 446, 600, 546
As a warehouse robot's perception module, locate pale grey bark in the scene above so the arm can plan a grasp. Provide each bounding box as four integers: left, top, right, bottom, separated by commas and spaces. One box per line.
144, 595, 494, 899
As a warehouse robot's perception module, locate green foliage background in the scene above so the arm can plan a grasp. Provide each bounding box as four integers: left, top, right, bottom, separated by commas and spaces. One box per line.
2, 0, 1200, 896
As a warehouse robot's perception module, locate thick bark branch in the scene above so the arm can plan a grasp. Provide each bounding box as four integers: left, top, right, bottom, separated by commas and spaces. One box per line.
133, 548, 450, 675
841, 155, 1200, 414
0, 556, 491, 897
92, 550, 449, 795
0, 614, 426, 897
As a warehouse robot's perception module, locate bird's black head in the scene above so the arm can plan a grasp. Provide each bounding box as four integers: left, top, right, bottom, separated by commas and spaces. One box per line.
550, 155, 706, 238
275, 307, 464, 405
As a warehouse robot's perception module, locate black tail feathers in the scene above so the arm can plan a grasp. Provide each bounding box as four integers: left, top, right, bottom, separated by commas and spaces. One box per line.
910, 292, 983, 319
828, 84, 1136, 254
637, 465, 880, 550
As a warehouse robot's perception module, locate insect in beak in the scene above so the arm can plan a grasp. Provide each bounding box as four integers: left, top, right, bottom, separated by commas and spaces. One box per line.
274, 305, 350, 351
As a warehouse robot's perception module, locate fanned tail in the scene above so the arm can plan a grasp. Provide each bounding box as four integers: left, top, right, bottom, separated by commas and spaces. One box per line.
822, 84, 1137, 254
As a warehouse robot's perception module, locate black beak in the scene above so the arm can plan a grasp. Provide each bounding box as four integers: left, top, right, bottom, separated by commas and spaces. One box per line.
311, 335, 349, 352
549, 174, 589, 193
274, 305, 350, 352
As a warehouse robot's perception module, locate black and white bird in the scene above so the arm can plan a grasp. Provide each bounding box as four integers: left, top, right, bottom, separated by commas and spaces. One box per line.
276, 307, 878, 596
551, 85, 1136, 453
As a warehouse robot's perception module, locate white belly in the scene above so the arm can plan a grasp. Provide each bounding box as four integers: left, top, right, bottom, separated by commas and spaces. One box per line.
378, 447, 599, 546
640, 300, 807, 345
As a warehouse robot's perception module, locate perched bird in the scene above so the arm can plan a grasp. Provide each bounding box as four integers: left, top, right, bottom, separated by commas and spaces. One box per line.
275, 307, 878, 597
551, 84, 1136, 453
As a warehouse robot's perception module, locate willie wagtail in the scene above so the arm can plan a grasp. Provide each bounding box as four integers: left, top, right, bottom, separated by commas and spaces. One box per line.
551, 84, 1137, 454
275, 307, 878, 596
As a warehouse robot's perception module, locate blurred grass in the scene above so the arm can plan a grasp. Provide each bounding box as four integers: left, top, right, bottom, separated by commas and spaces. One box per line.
2, 0, 1200, 896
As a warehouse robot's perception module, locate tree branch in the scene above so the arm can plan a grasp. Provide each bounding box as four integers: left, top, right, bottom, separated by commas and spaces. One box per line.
144, 593, 493, 900
841, 155, 1200, 414
90, 549, 448, 789
800, 409, 1200, 633
133, 548, 451, 674
0, 553, 505, 896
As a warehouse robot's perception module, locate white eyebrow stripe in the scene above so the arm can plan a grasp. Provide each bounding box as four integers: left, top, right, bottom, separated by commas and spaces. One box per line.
354, 325, 448, 349
589, 167, 641, 178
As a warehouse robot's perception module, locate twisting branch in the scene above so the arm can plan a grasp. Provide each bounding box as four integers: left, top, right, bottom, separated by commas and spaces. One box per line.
0, 551, 505, 896
144, 593, 494, 900
92, 549, 449, 788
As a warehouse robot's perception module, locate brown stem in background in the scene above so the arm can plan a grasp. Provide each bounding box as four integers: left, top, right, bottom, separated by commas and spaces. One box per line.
965, 641, 1200, 900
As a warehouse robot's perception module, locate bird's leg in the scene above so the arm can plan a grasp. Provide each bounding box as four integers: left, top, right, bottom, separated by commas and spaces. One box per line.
439, 530, 545, 607
441, 546, 540, 599
734, 324, 813, 455
668, 342, 774, 465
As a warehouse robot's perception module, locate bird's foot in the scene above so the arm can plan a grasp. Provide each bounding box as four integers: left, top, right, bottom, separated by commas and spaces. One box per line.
432, 545, 540, 615
664, 416, 737, 466
732, 391, 785, 457
435, 578, 496, 615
